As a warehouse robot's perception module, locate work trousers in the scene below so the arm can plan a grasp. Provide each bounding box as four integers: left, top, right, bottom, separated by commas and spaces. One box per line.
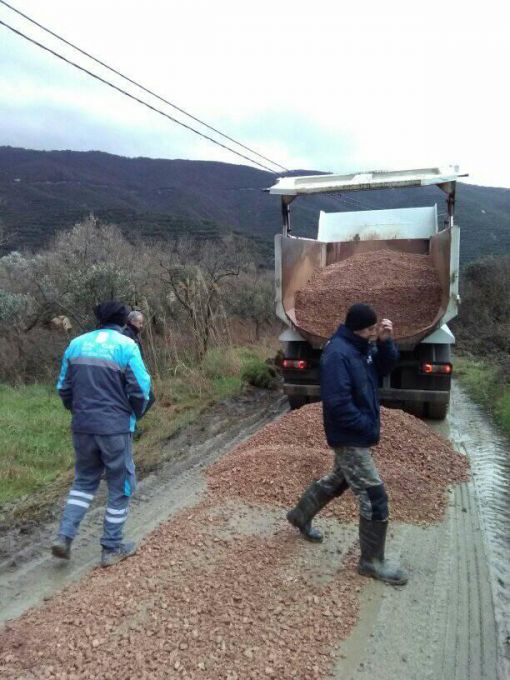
317, 446, 389, 521
58, 433, 136, 549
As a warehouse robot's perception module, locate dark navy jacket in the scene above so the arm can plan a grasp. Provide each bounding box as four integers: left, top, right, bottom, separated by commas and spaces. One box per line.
57, 324, 152, 434
321, 325, 399, 448
123, 323, 144, 358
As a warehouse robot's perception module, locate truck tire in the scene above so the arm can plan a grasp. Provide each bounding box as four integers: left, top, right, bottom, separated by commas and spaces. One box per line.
287, 395, 310, 410
426, 402, 449, 420
403, 402, 426, 418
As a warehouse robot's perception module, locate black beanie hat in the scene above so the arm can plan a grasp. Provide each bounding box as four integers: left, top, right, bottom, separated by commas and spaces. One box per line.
345, 303, 378, 332
94, 300, 130, 327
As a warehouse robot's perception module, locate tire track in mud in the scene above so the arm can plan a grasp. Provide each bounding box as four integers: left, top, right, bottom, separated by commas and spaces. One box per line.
334, 483, 497, 680
448, 382, 510, 680
437, 482, 496, 680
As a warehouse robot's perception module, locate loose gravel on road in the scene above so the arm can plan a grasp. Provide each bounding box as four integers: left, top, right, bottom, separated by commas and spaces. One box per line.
294, 250, 442, 340
0, 404, 469, 679
208, 404, 469, 524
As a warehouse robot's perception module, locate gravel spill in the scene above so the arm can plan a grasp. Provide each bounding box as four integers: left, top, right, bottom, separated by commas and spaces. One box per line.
0, 503, 360, 680
0, 404, 468, 679
294, 250, 442, 340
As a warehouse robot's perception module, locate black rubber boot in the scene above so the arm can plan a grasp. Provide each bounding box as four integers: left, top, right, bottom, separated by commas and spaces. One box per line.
51, 535, 72, 560
358, 516, 408, 585
287, 480, 346, 542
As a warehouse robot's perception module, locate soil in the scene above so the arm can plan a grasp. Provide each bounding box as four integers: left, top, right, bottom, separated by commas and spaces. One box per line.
0, 385, 502, 679
294, 250, 442, 340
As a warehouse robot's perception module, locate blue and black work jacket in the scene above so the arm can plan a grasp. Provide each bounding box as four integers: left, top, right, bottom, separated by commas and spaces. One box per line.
321, 324, 399, 448
57, 324, 152, 434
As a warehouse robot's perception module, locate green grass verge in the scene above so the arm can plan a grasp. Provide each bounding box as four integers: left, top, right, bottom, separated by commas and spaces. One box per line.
0, 384, 73, 505
454, 355, 510, 437
0, 345, 275, 519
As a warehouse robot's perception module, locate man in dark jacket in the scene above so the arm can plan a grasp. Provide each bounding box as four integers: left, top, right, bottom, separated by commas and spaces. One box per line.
287, 303, 408, 585
52, 301, 153, 567
123, 310, 155, 413
123, 310, 145, 357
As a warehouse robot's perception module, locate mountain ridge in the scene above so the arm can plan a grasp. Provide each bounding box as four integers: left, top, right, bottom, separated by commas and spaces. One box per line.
1, 146, 509, 263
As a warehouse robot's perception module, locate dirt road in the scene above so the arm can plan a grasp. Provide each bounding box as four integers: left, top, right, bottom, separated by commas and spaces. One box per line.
0, 387, 288, 622
0, 382, 507, 678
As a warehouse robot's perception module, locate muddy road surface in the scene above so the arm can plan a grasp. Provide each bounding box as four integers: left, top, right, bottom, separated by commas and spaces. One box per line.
0, 381, 508, 679
0, 387, 288, 622
445, 381, 510, 680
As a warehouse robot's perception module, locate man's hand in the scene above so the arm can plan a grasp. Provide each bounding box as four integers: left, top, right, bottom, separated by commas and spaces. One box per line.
378, 318, 393, 341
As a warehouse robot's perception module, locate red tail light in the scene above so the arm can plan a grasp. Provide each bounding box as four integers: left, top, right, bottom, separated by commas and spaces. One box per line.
282, 359, 309, 370
420, 362, 452, 375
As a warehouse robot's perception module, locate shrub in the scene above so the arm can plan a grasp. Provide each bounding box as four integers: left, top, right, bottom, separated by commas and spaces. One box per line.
454, 254, 510, 356
241, 359, 278, 389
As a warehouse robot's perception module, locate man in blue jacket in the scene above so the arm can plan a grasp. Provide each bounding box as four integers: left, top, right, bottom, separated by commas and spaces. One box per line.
287, 303, 408, 585
51, 301, 153, 567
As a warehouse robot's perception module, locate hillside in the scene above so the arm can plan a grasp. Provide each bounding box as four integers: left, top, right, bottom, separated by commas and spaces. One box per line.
1, 146, 509, 263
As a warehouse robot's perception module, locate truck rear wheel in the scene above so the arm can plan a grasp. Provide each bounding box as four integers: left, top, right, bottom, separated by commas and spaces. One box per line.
287, 395, 310, 410
426, 402, 449, 420
403, 402, 426, 418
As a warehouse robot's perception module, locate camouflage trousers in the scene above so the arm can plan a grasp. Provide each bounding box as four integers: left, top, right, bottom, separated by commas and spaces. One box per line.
317, 447, 389, 521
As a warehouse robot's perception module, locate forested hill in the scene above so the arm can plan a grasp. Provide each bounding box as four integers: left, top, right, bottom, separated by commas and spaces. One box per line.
1, 146, 509, 263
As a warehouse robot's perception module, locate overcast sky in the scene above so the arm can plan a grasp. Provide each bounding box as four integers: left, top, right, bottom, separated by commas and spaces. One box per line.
0, 0, 508, 186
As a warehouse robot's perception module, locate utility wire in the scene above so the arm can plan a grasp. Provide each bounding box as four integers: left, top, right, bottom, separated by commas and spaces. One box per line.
0, 0, 289, 173
0, 18, 282, 174
324, 191, 379, 211
337, 195, 377, 210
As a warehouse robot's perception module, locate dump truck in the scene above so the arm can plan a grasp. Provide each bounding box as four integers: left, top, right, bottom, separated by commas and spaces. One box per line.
270, 166, 467, 420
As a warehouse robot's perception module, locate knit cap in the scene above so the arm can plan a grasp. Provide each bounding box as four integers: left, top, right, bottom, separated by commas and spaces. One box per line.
344, 303, 377, 331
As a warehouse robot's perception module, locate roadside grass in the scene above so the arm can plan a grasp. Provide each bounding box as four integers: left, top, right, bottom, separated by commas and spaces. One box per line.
0, 345, 276, 524
454, 355, 510, 437
0, 384, 73, 506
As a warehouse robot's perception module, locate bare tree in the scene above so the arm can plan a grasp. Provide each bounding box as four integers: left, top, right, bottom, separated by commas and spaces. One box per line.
159, 236, 246, 359
226, 269, 275, 340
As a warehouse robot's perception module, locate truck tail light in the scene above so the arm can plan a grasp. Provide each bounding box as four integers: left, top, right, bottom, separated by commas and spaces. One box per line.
282, 359, 309, 370
420, 362, 452, 375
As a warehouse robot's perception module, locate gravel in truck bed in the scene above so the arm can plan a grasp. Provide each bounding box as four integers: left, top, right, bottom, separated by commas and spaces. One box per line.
294, 250, 443, 340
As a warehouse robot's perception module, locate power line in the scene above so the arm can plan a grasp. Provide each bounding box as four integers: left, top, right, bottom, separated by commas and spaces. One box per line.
0, 17, 284, 174
323, 191, 379, 211
338, 195, 378, 210
0, 0, 289, 173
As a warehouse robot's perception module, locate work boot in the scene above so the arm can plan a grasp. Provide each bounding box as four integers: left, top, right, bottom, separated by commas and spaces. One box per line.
358, 516, 408, 585
101, 541, 137, 568
51, 535, 72, 560
287, 480, 345, 542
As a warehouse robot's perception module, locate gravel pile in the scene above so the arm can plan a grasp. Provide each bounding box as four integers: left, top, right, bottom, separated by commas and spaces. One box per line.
208, 404, 469, 523
294, 250, 442, 340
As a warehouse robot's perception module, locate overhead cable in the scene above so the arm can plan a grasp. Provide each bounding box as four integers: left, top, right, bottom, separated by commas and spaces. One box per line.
0, 0, 288, 173
335, 194, 378, 210
0, 18, 283, 174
